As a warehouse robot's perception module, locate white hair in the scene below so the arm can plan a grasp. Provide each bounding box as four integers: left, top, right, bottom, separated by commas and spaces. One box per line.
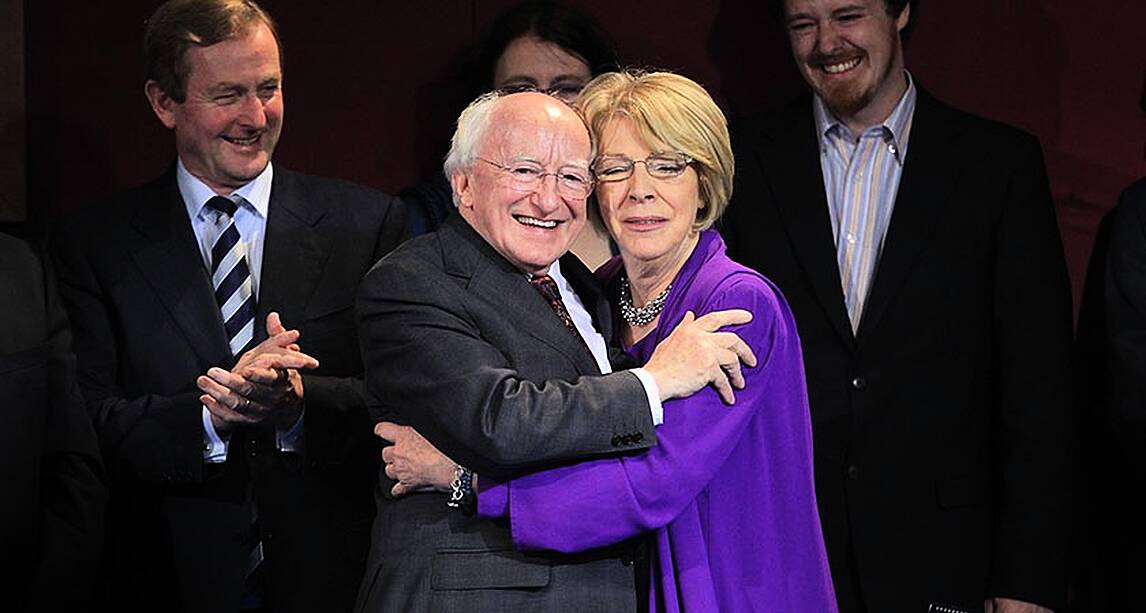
443, 91, 504, 206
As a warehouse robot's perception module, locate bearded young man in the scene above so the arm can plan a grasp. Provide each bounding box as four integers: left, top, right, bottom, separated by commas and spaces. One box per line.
722, 1, 1072, 612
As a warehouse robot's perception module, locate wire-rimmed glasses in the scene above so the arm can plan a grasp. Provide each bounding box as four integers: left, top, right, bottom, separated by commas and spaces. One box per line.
593, 153, 695, 182
479, 158, 595, 200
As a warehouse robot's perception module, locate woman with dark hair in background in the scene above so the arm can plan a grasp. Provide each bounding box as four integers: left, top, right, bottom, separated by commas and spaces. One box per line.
402, 0, 618, 267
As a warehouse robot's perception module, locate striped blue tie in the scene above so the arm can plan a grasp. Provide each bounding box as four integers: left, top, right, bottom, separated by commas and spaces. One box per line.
206, 196, 256, 356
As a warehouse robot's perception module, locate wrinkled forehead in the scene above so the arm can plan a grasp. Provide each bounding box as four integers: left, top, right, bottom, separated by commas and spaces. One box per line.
484, 94, 593, 163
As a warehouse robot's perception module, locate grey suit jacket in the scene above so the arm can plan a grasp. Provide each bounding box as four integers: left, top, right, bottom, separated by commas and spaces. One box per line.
51, 167, 405, 613
355, 215, 655, 612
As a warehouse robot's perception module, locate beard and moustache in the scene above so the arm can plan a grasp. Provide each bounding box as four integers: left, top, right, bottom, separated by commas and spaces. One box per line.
808, 47, 898, 121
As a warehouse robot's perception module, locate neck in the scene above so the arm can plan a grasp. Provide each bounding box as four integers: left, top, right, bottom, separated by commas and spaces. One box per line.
839, 68, 908, 138
622, 231, 699, 307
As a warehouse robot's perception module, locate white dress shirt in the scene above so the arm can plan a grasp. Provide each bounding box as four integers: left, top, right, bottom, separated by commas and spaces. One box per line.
547, 261, 664, 426
177, 160, 304, 462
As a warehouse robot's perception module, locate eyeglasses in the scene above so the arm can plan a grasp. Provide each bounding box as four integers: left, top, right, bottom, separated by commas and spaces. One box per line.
592, 153, 695, 182
497, 83, 585, 104
479, 158, 595, 199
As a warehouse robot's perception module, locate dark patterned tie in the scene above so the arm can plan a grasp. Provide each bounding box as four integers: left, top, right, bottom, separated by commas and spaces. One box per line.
206, 196, 256, 356
530, 275, 585, 341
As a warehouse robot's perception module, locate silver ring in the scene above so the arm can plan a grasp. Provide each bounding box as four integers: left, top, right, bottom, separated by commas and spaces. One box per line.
240, 396, 251, 410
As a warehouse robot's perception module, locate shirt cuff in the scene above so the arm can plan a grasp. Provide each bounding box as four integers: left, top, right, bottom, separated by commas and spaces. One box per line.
202, 406, 229, 463
276, 408, 305, 452
629, 368, 664, 427
476, 477, 509, 519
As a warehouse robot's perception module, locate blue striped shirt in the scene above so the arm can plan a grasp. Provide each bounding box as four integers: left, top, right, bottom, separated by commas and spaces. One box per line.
814, 72, 917, 332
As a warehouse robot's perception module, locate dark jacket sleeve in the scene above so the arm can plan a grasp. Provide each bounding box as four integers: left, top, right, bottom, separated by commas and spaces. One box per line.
987, 134, 1074, 609
49, 219, 206, 483
356, 254, 654, 480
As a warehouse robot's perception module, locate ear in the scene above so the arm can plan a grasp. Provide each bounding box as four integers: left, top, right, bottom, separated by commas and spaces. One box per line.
144, 80, 179, 130
450, 170, 475, 211
895, 3, 910, 32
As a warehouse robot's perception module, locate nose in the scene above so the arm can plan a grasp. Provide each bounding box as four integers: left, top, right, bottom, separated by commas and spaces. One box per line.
532, 172, 563, 214
813, 22, 843, 55
626, 162, 657, 204
236, 92, 269, 129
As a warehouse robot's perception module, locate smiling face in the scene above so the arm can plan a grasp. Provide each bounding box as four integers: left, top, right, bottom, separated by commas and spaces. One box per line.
146, 21, 283, 194
784, 0, 908, 130
453, 93, 592, 276
595, 117, 703, 273
494, 35, 593, 103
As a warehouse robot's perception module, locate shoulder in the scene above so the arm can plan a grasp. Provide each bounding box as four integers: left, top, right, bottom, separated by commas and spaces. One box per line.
0, 232, 38, 269
729, 94, 814, 151
275, 168, 400, 218
1108, 178, 1146, 244
682, 248, 795, 337
361, 231, 446, 296
918, 89, 1042, 156
53, 173, 173, 247
1116, 177, 1146, 217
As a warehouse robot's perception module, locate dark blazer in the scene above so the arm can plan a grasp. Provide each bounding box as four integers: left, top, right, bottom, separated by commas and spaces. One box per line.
1, 233, 105, 612
50, 167, 405, 613
1070, 178, 1146, 611
355, 215, 655, 613
721, 89, 1073, 612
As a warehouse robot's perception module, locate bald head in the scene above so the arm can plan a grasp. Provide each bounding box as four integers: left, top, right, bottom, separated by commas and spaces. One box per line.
447, 91, 593, 275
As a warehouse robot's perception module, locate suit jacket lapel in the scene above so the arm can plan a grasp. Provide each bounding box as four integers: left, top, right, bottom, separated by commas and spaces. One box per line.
259, 168, 332, 340
758, 101, 855, 346
128, 173, 232, 365
856, 88, 962, 341
440, 217, 601, 375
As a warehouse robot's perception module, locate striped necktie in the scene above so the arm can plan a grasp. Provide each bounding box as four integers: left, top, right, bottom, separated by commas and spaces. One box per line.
206, 196, 256, 356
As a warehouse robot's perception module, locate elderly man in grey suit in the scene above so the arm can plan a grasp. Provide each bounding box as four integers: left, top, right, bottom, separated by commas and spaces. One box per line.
355, 91, 754, 612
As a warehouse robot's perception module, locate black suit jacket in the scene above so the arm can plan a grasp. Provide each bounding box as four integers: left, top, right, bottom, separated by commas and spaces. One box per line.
1, 233, 105, 612
721, 89, 1073, 612
50, 167, 405, 613
354, 215, 655, 612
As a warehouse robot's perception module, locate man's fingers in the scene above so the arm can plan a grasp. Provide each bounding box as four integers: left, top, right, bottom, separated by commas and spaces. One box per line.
198, 373, 245, 409
694, 308, 752, 332
245, 349, 319, 371
711, 373, 736, 405
200, 393, 257, 425
711, 332, 757, 368
266, 312, 286, 336
375, 421, 405, 443
206, 367, 256, 398
720, 359, 746, 391
381, 446, 394, 463
390, 481, 409, 497
383, 461, 397, 479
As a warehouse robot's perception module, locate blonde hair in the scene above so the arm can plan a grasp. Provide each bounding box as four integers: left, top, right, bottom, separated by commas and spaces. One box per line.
576, 70, 733, 230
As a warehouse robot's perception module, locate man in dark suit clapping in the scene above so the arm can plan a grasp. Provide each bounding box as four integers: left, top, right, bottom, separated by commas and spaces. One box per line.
50, 1, 404, 611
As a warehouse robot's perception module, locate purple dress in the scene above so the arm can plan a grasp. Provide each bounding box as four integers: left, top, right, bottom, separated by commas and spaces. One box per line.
478, 230, 837, 612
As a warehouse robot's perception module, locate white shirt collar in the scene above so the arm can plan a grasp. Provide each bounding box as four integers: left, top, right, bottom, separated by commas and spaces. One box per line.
177, 159, 274, 220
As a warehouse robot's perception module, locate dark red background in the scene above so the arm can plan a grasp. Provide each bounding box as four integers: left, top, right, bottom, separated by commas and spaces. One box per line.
24, 1, 1146, 314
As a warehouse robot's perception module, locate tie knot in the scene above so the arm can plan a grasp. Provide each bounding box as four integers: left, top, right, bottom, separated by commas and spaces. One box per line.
530, 275, 561, 301
206, 195, 238, 217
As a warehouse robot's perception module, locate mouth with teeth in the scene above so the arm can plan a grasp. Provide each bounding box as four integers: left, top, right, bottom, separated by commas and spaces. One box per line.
820, 57, 862, 74
514, 214, 562, 229
221, 133, 263, 147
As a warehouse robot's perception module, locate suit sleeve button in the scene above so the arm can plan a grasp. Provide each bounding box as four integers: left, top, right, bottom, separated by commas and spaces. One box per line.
846, 465, 860, 481
850, 376, 867, 390
611, 435, 622, 447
